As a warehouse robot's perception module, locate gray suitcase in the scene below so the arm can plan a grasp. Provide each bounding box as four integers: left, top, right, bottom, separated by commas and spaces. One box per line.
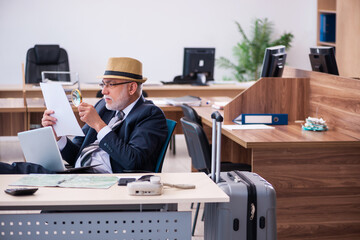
204, 111, 277, 240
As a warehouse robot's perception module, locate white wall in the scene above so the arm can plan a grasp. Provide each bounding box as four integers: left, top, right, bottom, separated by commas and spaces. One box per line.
0, 0, 317, 85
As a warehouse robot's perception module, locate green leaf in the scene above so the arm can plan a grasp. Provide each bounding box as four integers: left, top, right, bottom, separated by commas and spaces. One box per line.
217, 18, 294, 82
216, 57, 236, 70
271, 32, 294, 49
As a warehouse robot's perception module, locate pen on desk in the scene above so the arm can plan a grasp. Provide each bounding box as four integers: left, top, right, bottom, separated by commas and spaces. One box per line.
57, 179, 66, 185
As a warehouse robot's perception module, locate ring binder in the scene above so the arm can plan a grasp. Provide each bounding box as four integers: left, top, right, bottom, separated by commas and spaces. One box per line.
233, 113, 288, 125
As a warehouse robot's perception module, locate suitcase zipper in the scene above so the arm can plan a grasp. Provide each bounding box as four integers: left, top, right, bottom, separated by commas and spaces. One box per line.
233, 171, 257, 240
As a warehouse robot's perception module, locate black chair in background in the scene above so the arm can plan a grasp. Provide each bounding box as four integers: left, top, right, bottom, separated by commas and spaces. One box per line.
181, 117, 251, 174
25, 45, 70, 84
180, 104, 204, 158
180, 104, 206, 211
180, 117, 251, 236
96, 90, 103, 98
181, 104, 203, 127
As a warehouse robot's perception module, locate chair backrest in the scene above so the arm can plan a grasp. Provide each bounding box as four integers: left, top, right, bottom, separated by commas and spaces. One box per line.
25, 45, 70, 84
154, 119, 177, 172
180, 117, 211, 173
181, 104, 203, 127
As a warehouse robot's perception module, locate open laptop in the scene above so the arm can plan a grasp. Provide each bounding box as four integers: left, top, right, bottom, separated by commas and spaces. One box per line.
18, 126, 99, 173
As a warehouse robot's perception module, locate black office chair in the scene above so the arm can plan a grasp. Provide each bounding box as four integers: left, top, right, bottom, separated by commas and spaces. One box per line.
180, 104, 207, 219
25, 45, 70, 84
180, 104, 203, 159
180, 117, 251, 236
181, 104, 203, 127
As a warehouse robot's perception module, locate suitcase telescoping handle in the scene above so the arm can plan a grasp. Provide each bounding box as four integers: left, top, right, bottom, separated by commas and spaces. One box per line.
211, 111, 223, 183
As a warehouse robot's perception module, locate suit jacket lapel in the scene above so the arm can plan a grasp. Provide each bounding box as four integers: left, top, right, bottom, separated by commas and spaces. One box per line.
81, 96, 145, 149
103, 109, 116, 124
128, 96, 145, 116
80, 109, 115, 150
111, 96, 145, 132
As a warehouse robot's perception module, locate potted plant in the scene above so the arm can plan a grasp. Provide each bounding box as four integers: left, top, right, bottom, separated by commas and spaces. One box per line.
217, 18, 294, 82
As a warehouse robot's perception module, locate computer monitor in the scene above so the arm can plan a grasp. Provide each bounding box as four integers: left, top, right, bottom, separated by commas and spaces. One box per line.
182, 48, 215, 85
309, 46, 339, 75
260, 45, 287, 78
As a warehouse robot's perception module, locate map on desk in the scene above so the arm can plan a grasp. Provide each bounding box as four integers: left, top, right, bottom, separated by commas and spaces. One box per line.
10, 174, 118, 189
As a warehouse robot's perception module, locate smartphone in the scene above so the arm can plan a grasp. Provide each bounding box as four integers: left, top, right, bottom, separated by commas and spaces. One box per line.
5, 188, 38, 196
118, 178, 136, 186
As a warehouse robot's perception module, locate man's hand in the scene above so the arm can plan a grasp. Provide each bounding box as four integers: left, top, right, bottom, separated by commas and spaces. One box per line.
41, 109, 60, 141
78, 102, 106, 132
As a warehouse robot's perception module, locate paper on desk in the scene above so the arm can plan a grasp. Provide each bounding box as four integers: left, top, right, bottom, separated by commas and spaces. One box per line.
117, 176, 141, 180
223, 124, 275, 130
212, 101, 228, 110
151, 99, 169, 106
40, 83, 84, 137
165, 96, 202, 106
11, 174, 118, 189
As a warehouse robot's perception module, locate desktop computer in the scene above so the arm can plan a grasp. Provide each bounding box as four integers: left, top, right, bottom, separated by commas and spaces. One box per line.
162, 48, 215, 85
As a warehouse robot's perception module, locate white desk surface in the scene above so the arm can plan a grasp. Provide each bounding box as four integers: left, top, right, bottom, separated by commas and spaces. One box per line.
0, 172, 229, 210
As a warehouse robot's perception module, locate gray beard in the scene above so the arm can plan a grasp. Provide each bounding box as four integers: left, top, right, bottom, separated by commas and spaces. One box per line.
105, 103, 117, 111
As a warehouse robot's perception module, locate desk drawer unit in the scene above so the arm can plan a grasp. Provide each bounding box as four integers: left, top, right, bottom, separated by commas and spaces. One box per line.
0, 211, 191, 239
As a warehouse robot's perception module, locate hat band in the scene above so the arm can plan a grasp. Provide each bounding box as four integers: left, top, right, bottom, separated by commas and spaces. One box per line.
104, 70, 143, 80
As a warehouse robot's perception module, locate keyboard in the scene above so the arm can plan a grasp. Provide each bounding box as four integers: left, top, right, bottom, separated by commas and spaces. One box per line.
161, 80, 195, 85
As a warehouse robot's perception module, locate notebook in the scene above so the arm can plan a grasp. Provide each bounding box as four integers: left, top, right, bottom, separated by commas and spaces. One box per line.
18, 126, 99, 173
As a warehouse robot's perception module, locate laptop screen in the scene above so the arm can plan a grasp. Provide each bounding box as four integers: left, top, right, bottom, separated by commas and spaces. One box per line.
18, 127, 66, 172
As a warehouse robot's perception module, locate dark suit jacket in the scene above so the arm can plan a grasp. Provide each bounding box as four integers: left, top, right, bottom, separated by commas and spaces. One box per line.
60, 96, 168, 173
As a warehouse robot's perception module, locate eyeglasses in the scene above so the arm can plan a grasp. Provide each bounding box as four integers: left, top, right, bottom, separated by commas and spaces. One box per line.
99, 81, 133, 89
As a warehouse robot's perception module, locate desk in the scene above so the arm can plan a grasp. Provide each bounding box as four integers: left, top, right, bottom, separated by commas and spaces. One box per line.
0, 96, 231, 136
196, 108, 360, 149
0, 82, 240, 136
0, 84, 101, 98
0, 98, 27, 136
143, 84, 246, 98
151, 96, 231, 135
195, 68, 360, 240
0, 173, 228, 239
25, 98, 98, 131
0, 83, 246, 98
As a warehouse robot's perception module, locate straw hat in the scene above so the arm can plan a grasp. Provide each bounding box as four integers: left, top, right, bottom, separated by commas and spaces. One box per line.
98, 57, 147, 83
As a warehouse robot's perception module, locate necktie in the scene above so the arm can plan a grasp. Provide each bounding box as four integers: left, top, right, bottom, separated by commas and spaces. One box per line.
110, 110, 125, 130
79, 110, 124, 167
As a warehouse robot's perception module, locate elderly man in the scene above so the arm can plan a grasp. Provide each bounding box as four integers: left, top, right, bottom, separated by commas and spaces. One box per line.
1, 57, 168, 174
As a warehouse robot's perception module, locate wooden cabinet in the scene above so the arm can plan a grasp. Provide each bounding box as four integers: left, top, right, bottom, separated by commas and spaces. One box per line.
317, 0, 360, 78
